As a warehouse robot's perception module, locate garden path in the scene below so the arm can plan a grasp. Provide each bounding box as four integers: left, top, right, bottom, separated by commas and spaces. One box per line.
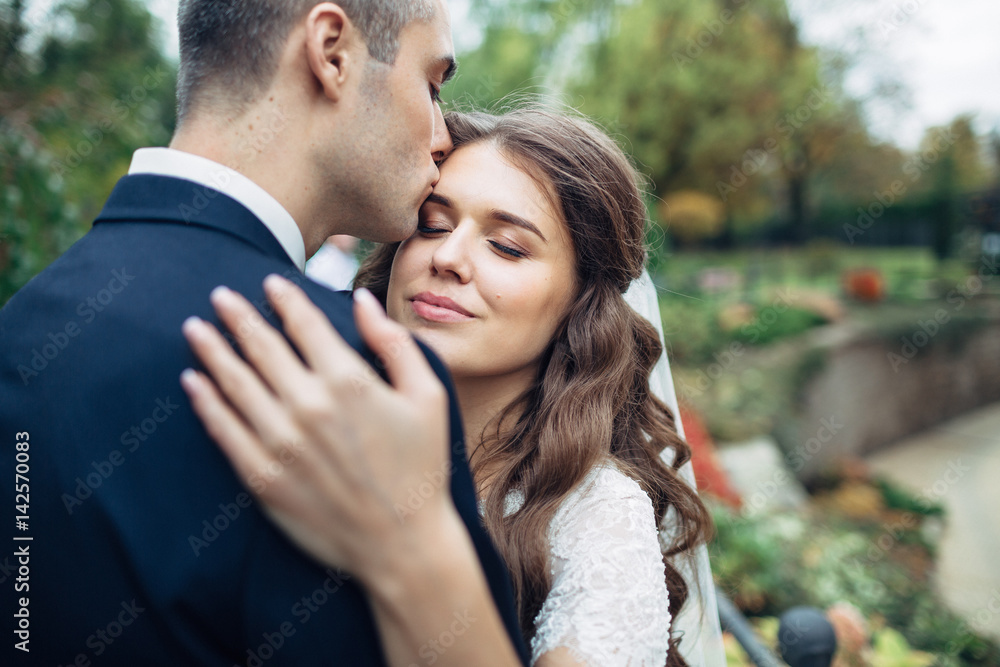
867, 402, 1000, 643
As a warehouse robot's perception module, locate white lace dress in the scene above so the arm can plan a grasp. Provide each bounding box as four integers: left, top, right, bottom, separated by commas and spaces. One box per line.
502, 463, 672, 666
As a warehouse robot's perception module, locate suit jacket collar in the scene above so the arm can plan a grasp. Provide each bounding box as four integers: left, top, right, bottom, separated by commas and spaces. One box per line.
94, 174, 298, 269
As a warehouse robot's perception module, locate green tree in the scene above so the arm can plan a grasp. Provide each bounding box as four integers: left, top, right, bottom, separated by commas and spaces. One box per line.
916, 116, 993, 260
0, 0, 177, 305
571, 0, 860, 245
453, 0, 867, 248
447, 0, 621, 107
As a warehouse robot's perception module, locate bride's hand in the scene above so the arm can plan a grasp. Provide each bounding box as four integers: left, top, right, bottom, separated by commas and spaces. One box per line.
179, 275, 457, 584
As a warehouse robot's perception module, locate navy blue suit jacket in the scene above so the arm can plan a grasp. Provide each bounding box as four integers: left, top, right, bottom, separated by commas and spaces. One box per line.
0, 174, 527, 665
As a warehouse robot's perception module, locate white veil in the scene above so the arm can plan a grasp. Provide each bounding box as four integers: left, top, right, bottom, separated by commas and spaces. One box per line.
624, 270, 727, 667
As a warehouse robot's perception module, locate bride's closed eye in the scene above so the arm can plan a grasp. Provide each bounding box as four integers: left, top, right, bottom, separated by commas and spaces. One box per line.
417, 222, 529, 260
417, 224, 448, 235
488, 238, 527, 259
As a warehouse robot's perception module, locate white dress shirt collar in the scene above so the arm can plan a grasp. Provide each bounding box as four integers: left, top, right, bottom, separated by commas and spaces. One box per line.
128, 147, 306, 272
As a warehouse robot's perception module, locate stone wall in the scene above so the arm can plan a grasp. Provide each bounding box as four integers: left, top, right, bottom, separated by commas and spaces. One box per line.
792, 299, 1000, 479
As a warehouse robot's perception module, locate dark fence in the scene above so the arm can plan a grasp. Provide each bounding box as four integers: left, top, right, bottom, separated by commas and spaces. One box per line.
711, 186, 1000, 253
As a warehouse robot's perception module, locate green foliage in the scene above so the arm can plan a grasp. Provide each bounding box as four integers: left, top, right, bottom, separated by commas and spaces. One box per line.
659, 296, 829, 365
452, 0, 998, 253
710, 502, 1000, 664
0, 0, 177, 306
875, 478, 944, 517
730, 306, 827, 346
443, 25, 544, 108
871, 629, 935, 667
460, 0, 867, 246
0, 124, 79, 299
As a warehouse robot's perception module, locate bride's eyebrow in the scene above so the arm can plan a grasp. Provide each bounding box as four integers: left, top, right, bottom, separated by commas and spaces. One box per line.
425, 192, 451, 208
488, 209, 546, 242
425, 192, 546, 242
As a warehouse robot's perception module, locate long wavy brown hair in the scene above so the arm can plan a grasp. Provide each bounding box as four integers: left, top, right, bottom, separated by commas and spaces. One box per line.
355, 107, 713, 666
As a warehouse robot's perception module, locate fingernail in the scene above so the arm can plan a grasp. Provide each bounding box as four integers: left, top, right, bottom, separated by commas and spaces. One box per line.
210, 285, 234, 306
182, 316, 206, 338
263, 274, 288, 294
354, 287, 378, 307
180, 368, 200, 391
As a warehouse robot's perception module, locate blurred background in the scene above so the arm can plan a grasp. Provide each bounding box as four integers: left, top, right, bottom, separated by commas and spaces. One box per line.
2, 0, 999, 663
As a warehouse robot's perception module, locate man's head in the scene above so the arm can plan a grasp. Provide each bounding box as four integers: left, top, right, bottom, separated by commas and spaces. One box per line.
174, 1, 456, 246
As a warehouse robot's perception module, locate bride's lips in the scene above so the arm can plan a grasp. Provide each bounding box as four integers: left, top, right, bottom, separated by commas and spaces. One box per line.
410, 292, 474, 323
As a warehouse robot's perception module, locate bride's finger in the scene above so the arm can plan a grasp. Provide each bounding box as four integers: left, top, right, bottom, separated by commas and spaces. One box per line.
179, 368, 275, 488
262, 275, 379, 386
353, 288, 444, 403
182, 316, 298, 446
208, 286, 317, 399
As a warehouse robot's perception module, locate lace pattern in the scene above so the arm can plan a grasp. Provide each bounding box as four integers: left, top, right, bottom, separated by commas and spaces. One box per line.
505, 464, 672, 666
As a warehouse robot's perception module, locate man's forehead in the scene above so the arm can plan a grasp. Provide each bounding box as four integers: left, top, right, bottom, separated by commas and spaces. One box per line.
429, 0, 455, 51
431, 0, 452, 28
403, 1, 455, 63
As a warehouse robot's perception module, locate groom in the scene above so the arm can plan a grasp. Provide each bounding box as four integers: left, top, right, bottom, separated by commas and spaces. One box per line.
0, 1, 526, 664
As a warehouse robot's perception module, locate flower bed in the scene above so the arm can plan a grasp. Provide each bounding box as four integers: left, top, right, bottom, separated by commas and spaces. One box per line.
709, 469, 1000, 665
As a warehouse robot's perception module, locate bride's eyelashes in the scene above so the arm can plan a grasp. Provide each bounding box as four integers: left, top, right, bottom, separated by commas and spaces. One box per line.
488, 240, 526, 259
417, 224, 528, 260
417, 224, 447, 235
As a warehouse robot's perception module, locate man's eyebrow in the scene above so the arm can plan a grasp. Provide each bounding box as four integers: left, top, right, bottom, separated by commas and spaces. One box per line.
424, 193, 547, 242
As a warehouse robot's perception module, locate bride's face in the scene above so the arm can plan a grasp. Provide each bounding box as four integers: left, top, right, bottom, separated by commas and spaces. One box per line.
386, 142, 577, 385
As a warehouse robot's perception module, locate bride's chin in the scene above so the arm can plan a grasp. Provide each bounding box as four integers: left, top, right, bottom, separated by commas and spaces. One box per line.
405, 325, 451, 350
422, 336, 467, 370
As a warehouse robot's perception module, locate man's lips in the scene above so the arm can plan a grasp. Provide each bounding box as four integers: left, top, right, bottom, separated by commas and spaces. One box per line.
410, 292, 474, 322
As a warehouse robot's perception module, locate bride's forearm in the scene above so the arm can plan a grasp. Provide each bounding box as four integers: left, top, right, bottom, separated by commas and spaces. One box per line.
362, 506, 523, 667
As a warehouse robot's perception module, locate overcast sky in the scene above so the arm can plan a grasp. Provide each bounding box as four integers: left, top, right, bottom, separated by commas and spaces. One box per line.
24, 0, 1000, 150
787, 0, 1000, 148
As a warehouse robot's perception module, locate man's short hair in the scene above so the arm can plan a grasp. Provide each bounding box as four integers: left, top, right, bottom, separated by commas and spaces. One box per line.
176, 0, 435, 123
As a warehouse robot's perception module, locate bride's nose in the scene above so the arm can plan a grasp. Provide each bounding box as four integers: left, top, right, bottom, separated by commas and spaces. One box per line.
429, 228, 472, 283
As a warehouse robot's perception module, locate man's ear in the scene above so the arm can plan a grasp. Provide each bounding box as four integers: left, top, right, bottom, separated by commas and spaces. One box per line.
304, 3, 359, 103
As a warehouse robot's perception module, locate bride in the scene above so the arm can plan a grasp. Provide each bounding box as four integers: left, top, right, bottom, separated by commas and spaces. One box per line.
180, 107, 724, 666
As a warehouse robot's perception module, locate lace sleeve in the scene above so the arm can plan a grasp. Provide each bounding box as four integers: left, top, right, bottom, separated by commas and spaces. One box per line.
531, 466, 672, 666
